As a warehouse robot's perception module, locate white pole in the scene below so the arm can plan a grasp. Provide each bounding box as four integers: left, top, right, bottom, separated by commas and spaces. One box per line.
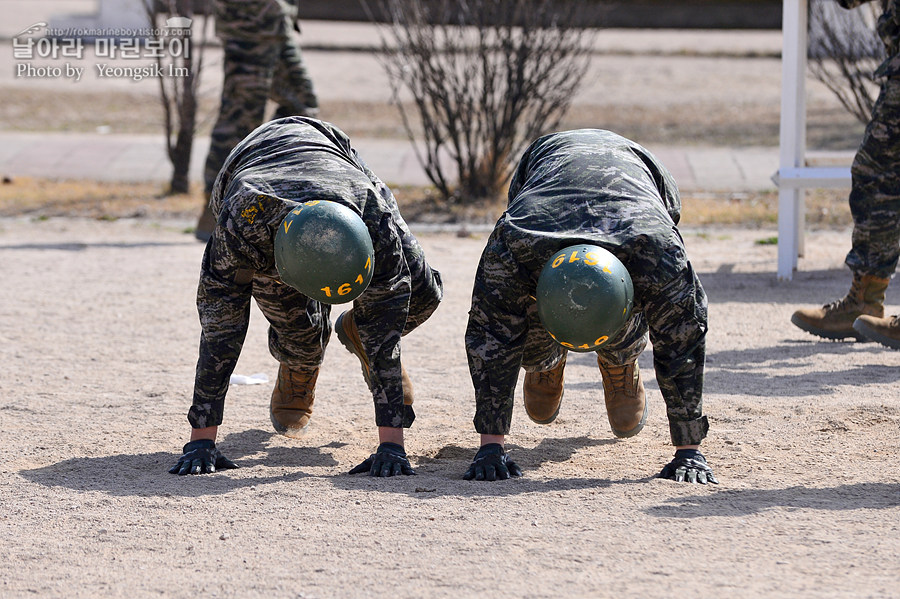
777, 0, 809, 280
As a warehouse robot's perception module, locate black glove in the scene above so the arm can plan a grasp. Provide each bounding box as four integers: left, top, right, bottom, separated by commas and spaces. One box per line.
348, 442, 416, 477
658, 449, 718, 484
463, 443, 523, 481
168, 439, 239, 476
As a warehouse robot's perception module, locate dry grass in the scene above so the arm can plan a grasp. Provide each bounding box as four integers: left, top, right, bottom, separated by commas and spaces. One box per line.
0, 177, 205, 222
0, 176, 853, 232
680, 188, 852, 228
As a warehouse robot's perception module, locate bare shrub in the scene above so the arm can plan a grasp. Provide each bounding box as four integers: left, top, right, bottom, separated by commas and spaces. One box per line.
366, 0, 600, 204
143, 0, 213, 194
808, 0, 885, 124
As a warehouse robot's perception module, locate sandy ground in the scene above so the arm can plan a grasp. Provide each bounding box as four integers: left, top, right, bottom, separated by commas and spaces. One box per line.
0, 216, 898, 598
0, 14, 896, 598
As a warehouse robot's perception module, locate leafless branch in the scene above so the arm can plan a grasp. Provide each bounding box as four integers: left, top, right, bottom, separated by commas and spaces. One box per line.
808, 0, 884, 124
143, 0, 212, 193
366, 0, 600, 204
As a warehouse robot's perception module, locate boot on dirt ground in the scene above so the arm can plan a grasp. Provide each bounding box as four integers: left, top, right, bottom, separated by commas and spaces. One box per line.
790, 274, 888, 340
523, 356, 566, 424
335, 309, 413, 405
853, 314, 900, 349
598, 358, 647, 438
270, 364, 319, 438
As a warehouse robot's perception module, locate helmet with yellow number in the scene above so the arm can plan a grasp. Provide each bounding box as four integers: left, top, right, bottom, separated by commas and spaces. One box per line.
536, 244, 634, 352
274, 200, 374, 304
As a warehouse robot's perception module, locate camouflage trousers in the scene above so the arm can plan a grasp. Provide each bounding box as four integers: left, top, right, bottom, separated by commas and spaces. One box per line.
188, 236, 441, 426
252, 243, 442, 378
520, 302, 649, 374
846, 75, 900, 278
203, 0, 319, 193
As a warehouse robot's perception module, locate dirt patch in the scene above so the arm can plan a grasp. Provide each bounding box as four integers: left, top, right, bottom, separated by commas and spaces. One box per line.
0, 218, 897, 598
1, 34, 896, 598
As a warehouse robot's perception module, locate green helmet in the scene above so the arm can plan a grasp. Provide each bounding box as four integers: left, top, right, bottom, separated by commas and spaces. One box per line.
536, 244, 634, 352
274, 200, 374, 304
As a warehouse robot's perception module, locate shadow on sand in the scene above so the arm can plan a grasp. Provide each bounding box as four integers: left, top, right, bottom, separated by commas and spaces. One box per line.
17, 428, 342, 498
644, 482, 900, 517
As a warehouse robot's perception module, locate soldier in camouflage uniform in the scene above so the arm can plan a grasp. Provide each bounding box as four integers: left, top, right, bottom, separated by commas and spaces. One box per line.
792, 0, 900, 349
170, 117, 443, 477
462, 129, 717, 484
194, 0, 320, 242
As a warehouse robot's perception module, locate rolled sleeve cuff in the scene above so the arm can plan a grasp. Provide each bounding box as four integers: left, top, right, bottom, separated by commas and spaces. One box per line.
669, 415, 709, 446
473, 402, 513, 436
374, 404, 415, 428
188, 402, 224, 429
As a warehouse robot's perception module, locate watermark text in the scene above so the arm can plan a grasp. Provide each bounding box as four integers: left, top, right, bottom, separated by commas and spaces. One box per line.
12, 20, 194, 83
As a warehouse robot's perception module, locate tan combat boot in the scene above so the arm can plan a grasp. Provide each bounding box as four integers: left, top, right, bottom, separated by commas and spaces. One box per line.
853, 314, 900, 349
598, 358, 647, 438
270, 364, 319, 438
523, 356, 566, 424
791, 274, 888, 340
335, 310, 413, 405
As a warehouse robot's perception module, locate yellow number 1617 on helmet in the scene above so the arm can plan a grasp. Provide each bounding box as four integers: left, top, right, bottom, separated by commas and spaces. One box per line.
536, 244, 634, 352
274, 200, 375, 304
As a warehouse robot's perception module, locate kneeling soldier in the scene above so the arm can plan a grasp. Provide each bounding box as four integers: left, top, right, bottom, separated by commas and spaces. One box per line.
463, 129, 717, 484
170, 117, 443, 477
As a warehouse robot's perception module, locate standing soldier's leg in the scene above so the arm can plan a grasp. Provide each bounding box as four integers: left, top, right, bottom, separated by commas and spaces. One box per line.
196, 0, 285, 241
845, 76, 900, 279
792, 76, 900, 339
252, 274, 331, 437
270, 32, 320, 119
202, 40, 275, 194
848, 77, 900, 347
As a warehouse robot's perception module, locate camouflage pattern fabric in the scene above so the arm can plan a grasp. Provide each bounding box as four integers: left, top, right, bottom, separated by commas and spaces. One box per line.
838, 0, 900, 76
465, 129, 709, 447
189, 117, 443, 430
835, 2, 900, 277
203, 0, 319, 194
845, 75, 900, 277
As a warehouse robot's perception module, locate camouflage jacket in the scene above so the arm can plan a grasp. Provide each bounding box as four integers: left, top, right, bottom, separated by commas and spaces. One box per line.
467, 129, 709, 446
838, 0, 900, 76
191, 117, 416, 429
